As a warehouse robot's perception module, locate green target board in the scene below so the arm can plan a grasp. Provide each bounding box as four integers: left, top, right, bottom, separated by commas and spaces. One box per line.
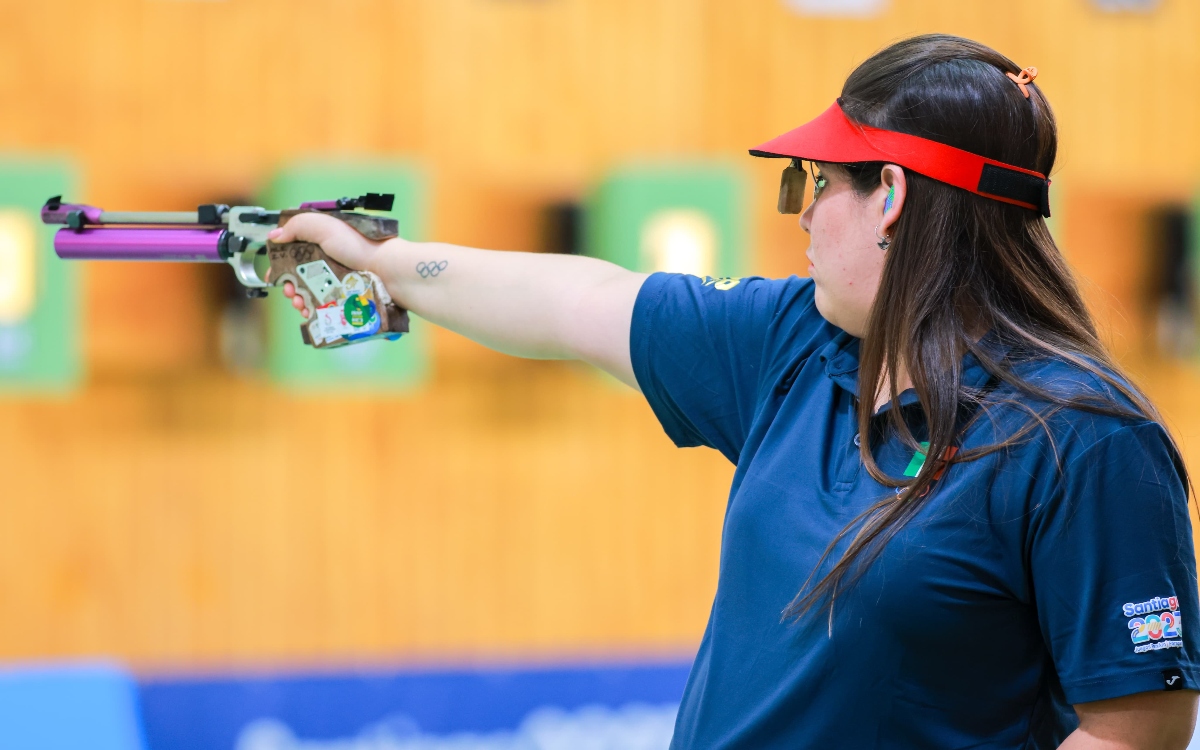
585, 162, 750, 279
262, 160, 430, 391
0, 158, 80, 393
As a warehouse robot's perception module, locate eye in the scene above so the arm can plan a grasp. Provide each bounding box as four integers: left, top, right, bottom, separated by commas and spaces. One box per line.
812, 173, 828, 201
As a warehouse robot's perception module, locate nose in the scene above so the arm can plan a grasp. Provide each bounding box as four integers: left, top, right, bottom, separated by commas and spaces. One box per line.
799, 199, 814, 234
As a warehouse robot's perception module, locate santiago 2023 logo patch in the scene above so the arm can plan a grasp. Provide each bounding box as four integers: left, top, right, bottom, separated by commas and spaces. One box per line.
1124, 595, 1184, 654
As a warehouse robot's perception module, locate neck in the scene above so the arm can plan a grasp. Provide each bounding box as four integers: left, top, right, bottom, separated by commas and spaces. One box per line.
873, 361, 914, 413
869, 326, 986, 413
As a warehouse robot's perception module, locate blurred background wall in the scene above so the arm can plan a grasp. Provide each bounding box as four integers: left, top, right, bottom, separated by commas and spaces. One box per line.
2, 0, 1200, 734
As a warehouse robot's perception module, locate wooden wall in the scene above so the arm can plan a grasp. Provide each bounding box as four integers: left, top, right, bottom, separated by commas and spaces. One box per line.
0, 0, 1198, 668
0, 355, 734, 665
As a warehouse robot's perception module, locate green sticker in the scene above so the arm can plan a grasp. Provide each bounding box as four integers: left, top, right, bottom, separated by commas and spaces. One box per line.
343, 295, 375, 328
903, 442, 930, 478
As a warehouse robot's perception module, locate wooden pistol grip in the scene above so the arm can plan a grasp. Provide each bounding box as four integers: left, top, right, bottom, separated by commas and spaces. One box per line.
276, 209, 400, 241
264, 240, 409, 349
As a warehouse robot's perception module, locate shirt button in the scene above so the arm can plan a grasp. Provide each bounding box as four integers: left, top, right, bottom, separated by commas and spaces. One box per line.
853, 433, 861, 448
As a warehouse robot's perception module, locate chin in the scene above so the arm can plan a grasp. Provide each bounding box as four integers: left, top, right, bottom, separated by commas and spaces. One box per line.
812, 287, 837, 328
813, 290, 865, 337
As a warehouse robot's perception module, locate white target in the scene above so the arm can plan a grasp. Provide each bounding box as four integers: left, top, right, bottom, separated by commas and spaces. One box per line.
783, 0, 888, 18
0, 210, 36, 324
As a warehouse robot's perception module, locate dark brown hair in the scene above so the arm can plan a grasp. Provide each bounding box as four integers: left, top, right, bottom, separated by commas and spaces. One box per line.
784, 34, 1185, 623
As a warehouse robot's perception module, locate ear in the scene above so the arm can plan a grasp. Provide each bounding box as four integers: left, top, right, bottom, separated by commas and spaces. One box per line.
878, 164, 906, 236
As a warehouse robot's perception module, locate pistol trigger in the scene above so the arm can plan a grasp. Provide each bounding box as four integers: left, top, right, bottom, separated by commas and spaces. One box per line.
246, 288, 268, 299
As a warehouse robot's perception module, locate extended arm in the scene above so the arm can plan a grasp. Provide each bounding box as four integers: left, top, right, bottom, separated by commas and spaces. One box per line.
1060, 692, 1197, 749
270, 212, 648, 388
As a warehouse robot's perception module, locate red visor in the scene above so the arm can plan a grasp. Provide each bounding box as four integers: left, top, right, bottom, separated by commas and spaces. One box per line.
750, 100, 1051, 217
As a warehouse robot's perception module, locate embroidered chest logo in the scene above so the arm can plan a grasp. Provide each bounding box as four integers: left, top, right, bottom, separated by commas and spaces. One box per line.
699, 276, 741, 291
1124, 595, 1184, 653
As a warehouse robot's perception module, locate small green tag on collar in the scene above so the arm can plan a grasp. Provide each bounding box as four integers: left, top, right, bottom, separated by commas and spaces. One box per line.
903, 442, 930, 478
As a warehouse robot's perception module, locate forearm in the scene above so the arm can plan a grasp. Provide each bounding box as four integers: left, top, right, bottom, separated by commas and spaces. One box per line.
1061, 692, 1197, 750
1058, 730, 1127, 749
372, 238, 647, 374
1058, 729, 1187, 750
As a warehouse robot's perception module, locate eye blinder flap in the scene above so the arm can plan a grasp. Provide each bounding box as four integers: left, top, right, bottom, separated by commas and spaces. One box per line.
778, 158, 807, 215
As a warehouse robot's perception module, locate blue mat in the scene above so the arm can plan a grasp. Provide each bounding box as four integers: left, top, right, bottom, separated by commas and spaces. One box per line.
0, 662, 147, 750
139, 660, 691, 750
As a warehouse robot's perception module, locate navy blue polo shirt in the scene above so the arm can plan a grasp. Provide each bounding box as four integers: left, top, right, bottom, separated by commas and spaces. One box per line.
630, 272, 1199, 749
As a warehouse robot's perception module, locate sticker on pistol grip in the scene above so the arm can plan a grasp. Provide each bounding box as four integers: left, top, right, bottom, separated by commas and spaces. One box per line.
342, 272, 369, 296
339, 272, 380, 339
308, 288, 381, 345
296, 261, 343, 306
342, 290, 381, 340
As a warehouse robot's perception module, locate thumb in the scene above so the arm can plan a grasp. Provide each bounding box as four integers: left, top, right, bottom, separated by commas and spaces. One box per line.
267, 212, 339, 245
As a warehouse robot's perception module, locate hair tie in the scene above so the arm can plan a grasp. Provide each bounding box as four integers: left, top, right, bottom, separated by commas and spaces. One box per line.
1006, 66, 1038, 99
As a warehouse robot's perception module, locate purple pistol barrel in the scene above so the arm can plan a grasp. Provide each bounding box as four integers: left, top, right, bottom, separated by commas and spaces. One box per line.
54, 227, 226, 262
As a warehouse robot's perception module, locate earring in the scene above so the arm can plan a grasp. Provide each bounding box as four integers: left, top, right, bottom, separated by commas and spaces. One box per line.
875, 224, 891, 251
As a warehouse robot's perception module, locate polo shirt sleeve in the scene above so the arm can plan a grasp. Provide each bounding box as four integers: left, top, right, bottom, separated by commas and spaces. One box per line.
629, 272, 827, 461
1029, 420, 1200, 705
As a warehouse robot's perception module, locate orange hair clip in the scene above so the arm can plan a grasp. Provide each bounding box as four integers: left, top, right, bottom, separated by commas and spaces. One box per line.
1006, 66, 1038, 99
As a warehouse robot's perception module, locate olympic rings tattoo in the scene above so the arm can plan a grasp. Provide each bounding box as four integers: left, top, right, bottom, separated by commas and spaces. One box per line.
416, 260, 449, 278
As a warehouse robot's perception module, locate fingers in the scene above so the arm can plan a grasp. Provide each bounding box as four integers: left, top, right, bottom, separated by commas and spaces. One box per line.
267, 211, 340, 245
282, 282, 308, 316
268, 213, 361, 321
283, 281, 308, 316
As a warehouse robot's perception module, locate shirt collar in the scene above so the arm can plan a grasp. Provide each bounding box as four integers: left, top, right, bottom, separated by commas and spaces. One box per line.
820, 330, 1006, 405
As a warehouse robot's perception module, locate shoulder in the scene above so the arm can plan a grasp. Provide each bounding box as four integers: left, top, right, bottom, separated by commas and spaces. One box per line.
982, 352, 1183, 491
633, 273, 835, 354
628, 274, 838, 455
635, 272, 816, 317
